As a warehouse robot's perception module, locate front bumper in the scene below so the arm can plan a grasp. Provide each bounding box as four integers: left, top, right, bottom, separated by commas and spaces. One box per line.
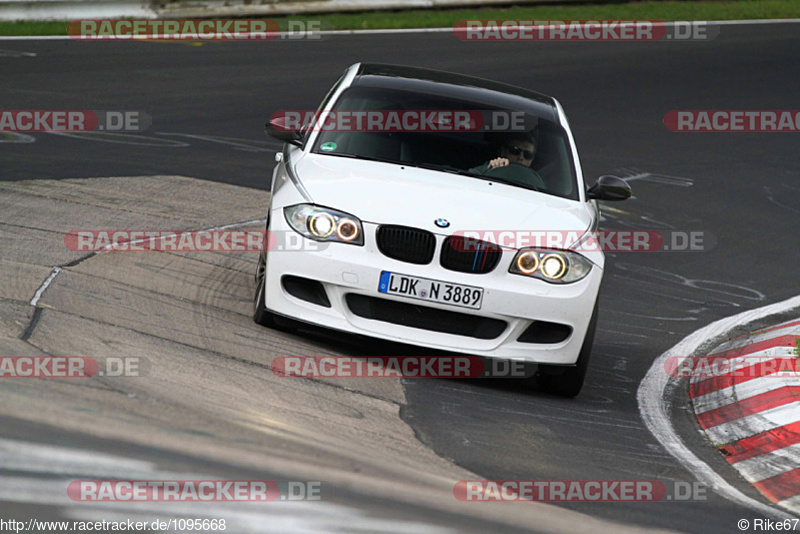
263, 212, 603, 365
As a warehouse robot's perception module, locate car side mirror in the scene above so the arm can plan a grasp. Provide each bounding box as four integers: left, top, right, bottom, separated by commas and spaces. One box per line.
265, 117, 303, 147
587, 175, 632, 201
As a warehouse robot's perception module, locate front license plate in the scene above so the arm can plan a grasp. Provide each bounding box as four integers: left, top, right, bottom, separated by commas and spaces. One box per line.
378, 271, 483, 310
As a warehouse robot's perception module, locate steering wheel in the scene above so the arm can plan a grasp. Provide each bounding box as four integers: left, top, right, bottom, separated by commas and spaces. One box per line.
483, 162, 546, 191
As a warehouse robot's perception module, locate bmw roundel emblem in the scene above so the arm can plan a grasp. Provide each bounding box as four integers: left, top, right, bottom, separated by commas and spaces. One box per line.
435, 218, 450, 228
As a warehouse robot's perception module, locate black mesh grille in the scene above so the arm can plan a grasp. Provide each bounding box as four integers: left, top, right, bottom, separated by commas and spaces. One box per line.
346, 294, 506, 340
441, 236, 502, 274
376, 225, 436, 265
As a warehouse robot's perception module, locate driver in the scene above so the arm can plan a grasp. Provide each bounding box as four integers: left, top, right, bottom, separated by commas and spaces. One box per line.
470, 133, 537, 174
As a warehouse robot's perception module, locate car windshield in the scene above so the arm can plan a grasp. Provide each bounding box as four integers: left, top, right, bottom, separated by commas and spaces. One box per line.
309, 85, 579, 200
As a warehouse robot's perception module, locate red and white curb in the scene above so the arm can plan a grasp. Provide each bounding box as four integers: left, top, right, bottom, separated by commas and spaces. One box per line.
639, 295, 800, 520
690, 318, 800, 514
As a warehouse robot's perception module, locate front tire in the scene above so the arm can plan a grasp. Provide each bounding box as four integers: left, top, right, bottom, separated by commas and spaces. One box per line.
536, 302, 598, 397
253, 248, 280, 328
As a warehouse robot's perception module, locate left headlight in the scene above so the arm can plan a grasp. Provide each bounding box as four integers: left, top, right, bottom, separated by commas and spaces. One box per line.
284, 204, 364, 246
509, 248, 593, 284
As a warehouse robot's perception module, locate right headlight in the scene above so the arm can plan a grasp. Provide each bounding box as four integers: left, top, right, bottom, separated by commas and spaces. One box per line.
509, 248, 593, 284
284, 204, 364, 246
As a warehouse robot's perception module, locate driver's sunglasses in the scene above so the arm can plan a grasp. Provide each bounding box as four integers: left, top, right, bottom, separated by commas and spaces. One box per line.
506, 145, 534, 159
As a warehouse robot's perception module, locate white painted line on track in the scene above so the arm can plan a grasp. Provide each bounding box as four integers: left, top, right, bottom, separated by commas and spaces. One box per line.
637, 294, 800, 520
29, 266, 60, 306
0, 19, 798, 40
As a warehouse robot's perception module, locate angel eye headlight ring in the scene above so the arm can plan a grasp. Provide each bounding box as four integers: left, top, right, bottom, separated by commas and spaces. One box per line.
336, 219, 359, 241
540, 254, 567, 280
509, 248, 592, 284
516, 251, 540, 274
309, 212, 335, 238
284, 204, 364, 246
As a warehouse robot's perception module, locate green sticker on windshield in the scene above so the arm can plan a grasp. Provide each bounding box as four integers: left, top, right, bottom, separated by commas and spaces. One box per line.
320, 142, 337, 152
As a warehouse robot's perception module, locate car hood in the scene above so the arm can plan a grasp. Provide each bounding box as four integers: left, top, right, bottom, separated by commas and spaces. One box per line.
293, 153, 592, 241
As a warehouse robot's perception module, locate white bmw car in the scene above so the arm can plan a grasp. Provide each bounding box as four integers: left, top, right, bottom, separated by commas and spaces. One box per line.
255, 63, 631, 396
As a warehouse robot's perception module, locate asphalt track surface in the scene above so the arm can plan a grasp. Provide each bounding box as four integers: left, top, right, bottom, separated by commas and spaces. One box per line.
2, 21, 799, 533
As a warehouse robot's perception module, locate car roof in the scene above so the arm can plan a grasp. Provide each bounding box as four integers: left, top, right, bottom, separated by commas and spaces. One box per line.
353, 63, 558, 122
